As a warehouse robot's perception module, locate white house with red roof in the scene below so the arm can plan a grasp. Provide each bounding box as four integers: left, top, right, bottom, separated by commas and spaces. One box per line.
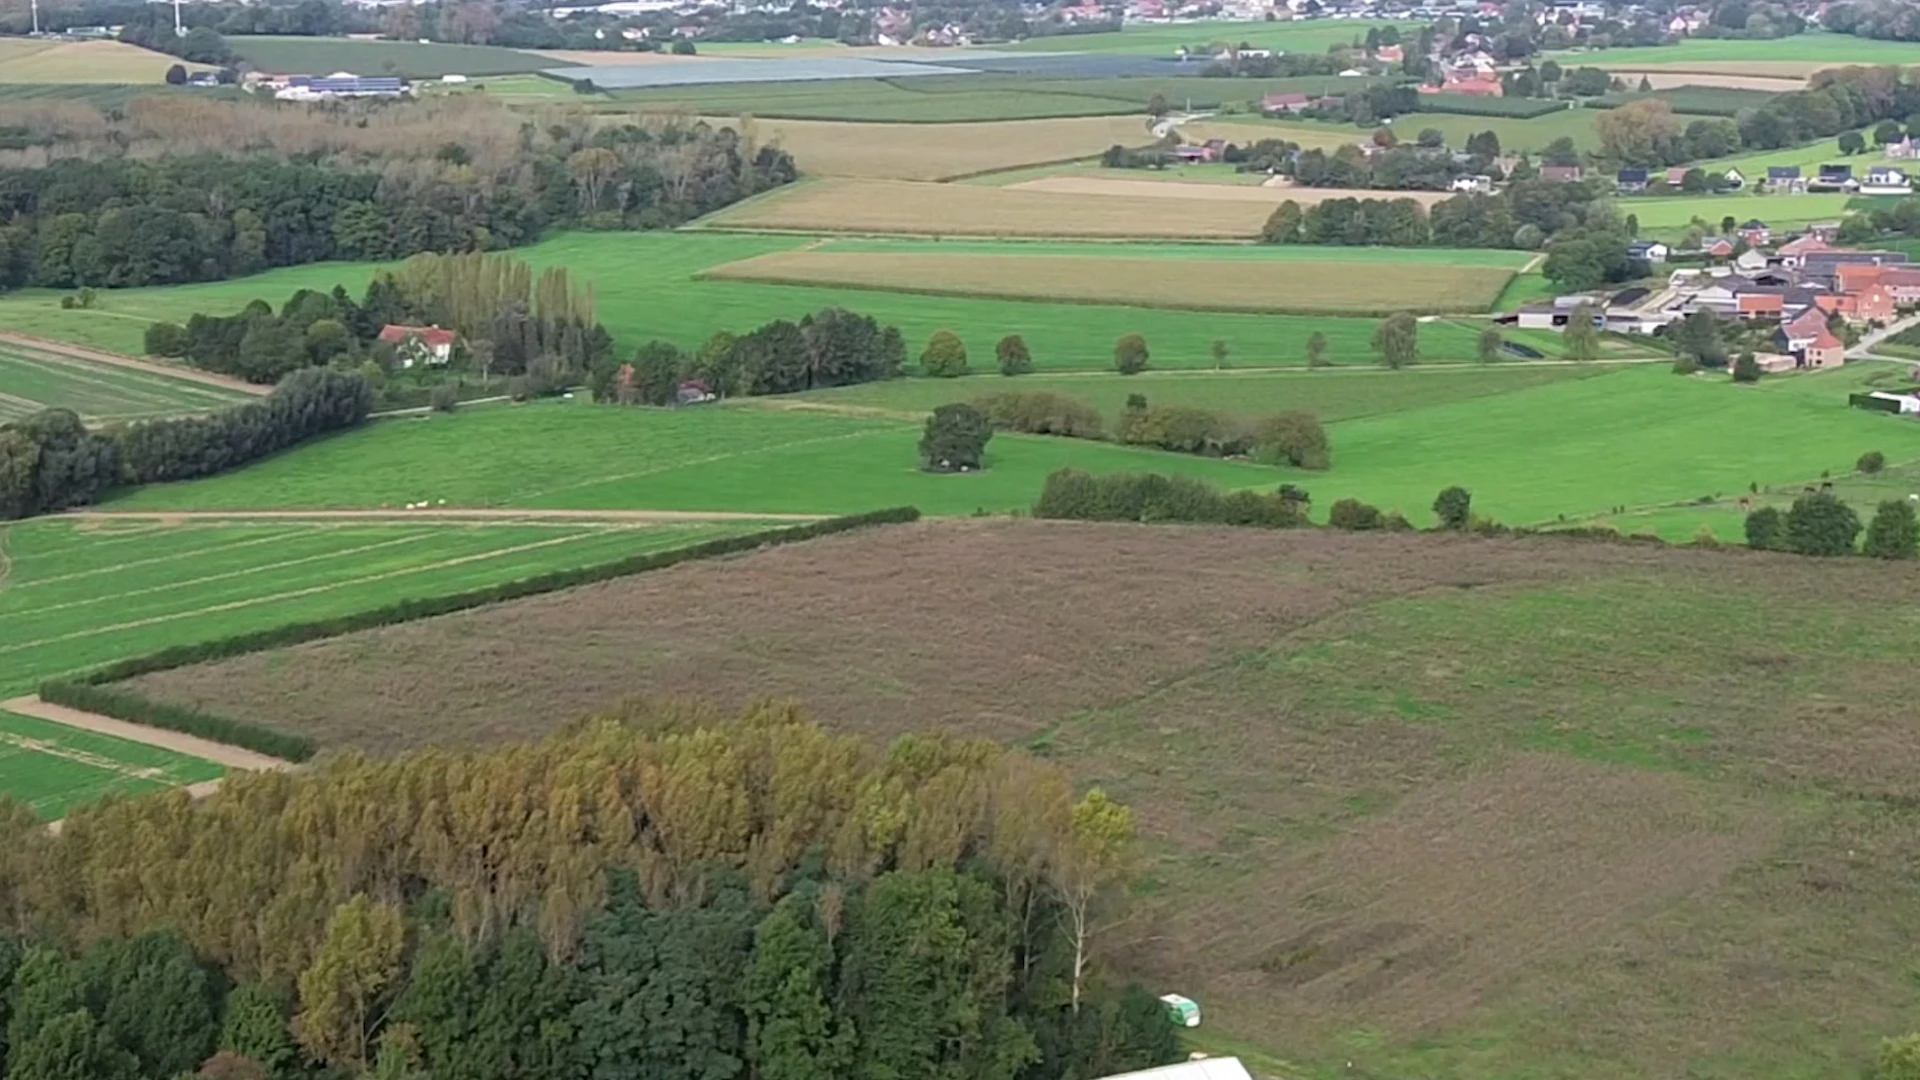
378, 324, 458, 368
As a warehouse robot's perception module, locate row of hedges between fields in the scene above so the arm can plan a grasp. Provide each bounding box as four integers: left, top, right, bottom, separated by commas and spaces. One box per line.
1415, 95, 1572, 119
1033, 468, 1309, 527
39, 681, 319, 763
38, 507, 922, 758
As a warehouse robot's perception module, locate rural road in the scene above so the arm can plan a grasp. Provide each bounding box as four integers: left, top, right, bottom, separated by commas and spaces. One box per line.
56, 508, 827, 523
0, 331, 267, 396
1853, 311, 1920, 360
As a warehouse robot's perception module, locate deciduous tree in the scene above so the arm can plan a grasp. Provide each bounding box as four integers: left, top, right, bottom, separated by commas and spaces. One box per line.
1864, 499, 1919, 559
1372, 311, 1419, 369
920, 330, 968, 378
1784, 490, 1861, 556
1113, 333, 1150, 375
296, 895, 406, 1072
919, 403, 992, 472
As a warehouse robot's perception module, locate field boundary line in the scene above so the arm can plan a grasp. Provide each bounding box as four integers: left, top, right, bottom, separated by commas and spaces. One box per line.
15, 525, 307, 590
0, 331, 266, 396
2, 695, 291, 772
58, 508, 828, 523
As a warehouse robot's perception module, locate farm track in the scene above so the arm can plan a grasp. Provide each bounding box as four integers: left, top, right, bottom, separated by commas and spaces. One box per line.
0, 332, 266, 396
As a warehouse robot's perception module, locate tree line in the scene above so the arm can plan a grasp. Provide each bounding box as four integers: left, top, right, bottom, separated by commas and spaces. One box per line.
1744, 481, 1919, 558
973, 390, 1331, 469
150, 253, 614, 395
0, 100, 795, 292
0, 706, 1177, 1080
590, 308, 905, 404
1260, 174, 1614, 256
0, 368, 370, 520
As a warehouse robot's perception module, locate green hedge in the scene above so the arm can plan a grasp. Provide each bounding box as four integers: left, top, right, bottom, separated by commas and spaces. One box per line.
1415, 95, 1571, 119
38, 507, 922, 760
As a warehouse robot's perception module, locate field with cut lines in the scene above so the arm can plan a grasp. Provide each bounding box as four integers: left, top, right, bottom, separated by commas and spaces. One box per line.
0, 37, 210, 82
0, 708, 223, 819
0, 340, 250, 422
706, 177, 1277, 237
0, 513, 760, 698
98, 399, 1285, 516
1576, 32, 1920, 75
0, 231, 1544, 369
702, 247, 1518, 314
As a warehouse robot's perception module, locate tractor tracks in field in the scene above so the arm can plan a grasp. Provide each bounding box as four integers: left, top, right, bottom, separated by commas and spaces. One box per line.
0, 331, 266, 396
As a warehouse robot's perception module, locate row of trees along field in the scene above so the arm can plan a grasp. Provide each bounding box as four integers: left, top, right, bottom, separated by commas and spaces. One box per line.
591, 308, 906, 403
0, 706, 1179, 1080
1260, 174, 1614, 252
0, 99, 794, 291
149, 252, 613, 388
0, 369, 371, 520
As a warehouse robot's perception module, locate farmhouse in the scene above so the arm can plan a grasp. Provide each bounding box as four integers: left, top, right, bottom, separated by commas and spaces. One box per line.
377, 324, 457, 368
1863, 165, 1912, 195
1804, 328, 1847, 369
1765, 166, 1806, 193
1628, 240, 1669, 263
1780, 308, 1829, 351
1810, 163, 1859, 192
1616, 167, 1649, 193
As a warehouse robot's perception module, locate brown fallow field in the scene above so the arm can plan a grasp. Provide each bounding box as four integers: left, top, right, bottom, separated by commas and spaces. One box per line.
701, 249, 1515, 314
714, 115, 1174, 181
704, 176, 1279, 238
132, 518, 1920, 1080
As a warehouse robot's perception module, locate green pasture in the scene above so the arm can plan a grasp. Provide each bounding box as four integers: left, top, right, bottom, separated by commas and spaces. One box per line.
1576, 32, 1920, 67
1001, 18, 1419, 55
0, 708, 224, 820
1621, 192, 1857, 236
791, 362, 1614, 422
1321, 362, 1920, 526
0, 231, 1553, 370
224, 35, 565, 77
0, 515, 757, 697
99, 398, 1285, 516
0, 343, 248, 423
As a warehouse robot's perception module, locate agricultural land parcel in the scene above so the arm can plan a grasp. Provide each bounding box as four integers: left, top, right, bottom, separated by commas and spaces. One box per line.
0, 37, 212, 82
1576, 31, 1920, 77
225, 34, 575, 77
701, 242, 1525, 314
87, 362, 1920, 532
0, 231, 1561, 369
0, 337, 250, 423
126, 518, 1920, 1080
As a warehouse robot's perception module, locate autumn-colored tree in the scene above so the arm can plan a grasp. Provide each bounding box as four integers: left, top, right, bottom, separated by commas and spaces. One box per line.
567, 147, 622, 213
1048, 789, 1135, 1013
296, 894, 406, 1071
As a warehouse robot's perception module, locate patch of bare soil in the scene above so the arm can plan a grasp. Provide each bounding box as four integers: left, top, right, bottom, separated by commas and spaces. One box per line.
129, 520, 1694, 754
1605, 70, 1808, 92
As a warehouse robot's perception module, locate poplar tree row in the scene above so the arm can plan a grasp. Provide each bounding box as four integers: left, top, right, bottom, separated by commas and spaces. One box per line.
0, 705, 1177, 1080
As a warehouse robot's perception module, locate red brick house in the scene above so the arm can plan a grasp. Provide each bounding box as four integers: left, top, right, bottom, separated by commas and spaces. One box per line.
1805, 329, 1847, 369
377, 324, 458, 368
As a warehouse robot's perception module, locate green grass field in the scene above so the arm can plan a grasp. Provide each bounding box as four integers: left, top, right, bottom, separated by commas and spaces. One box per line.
792, 362, 1614, 422
0, 708, 224, 820
1576, 31, 1920, 68
0, 231, 1551, 370
0, 342, 249, 423
0, 514, 759, 698
98, 399, 1286, 516
1256, 108, 1602, 153
1622, 192, 1857, 237
225, 35, 566, 77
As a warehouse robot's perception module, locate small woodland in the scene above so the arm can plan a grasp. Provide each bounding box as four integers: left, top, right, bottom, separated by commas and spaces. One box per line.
0, 98, 796, 291
0, 705, 1177, 1080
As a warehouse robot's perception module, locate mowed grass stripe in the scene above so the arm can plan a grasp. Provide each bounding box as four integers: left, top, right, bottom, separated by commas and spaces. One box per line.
0, 710, 224, 819
9, 524, 311, 587
0, 345, 244, 410
0, 520, 746, 693
705, 178, 1274, 239
702, 250, 1516, 315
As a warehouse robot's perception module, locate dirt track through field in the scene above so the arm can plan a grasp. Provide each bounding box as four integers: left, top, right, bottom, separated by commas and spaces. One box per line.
2, 695, 290, 772
0, 332, 265, 396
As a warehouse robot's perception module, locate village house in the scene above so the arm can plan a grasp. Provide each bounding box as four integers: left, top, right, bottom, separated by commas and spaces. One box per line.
1765, 166, 1807, 193
1780, 307, 1829, 352
1888, 135, 1918, 160
1539, 164, 1583, 183
1775, 233, 1830, 268
1260, 92, 1318, 114
1704, 236, 1736, 259
377, 324, 457, 368
1450, 174, 1494, 193
1616, 167, 1650, 193
1737, 219, 1771, 246
1734, 248, 1770, 274
1628, 240, 1669, 263
1804, 328, 1848, 369
1811, 163, 1859, 192
1864, 165, 1913, 195
1736, 293, 1785, 320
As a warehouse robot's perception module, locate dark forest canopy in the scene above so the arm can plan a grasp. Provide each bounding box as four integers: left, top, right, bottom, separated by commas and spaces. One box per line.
0, 98, 795, 292
0, 703, 1177, 1080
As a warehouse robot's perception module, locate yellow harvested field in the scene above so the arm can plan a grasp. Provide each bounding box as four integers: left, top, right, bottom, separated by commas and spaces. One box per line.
1010, 175, 1458, 207
705, 115, 1169, 181
700, 249, 1516, 314
705, 177, 1280, 238
1182, 119, 1360, 151
1603, 70, 1806, 92
0, 39, 209, 83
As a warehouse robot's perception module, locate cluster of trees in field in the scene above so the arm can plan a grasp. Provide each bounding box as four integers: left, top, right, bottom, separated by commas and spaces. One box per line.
0, 369, 370, 520
0, 100, 794, 292
590, 308, 904, 404
1589, 65, 1920, 165
972, 390, 1332, 469
116, 8, 235, 64
0, 706, 1177, 1080
914, 330, 1147, 378
150, 253, 613, 395
1744, 481, 1920, 558
1824, 0, 1920, 42
1260, 174, 1613, 259
1034, 469, 1313, 528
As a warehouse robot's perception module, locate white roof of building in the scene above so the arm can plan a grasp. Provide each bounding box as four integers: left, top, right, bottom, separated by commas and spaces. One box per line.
1098, 1058, 1253, 1080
